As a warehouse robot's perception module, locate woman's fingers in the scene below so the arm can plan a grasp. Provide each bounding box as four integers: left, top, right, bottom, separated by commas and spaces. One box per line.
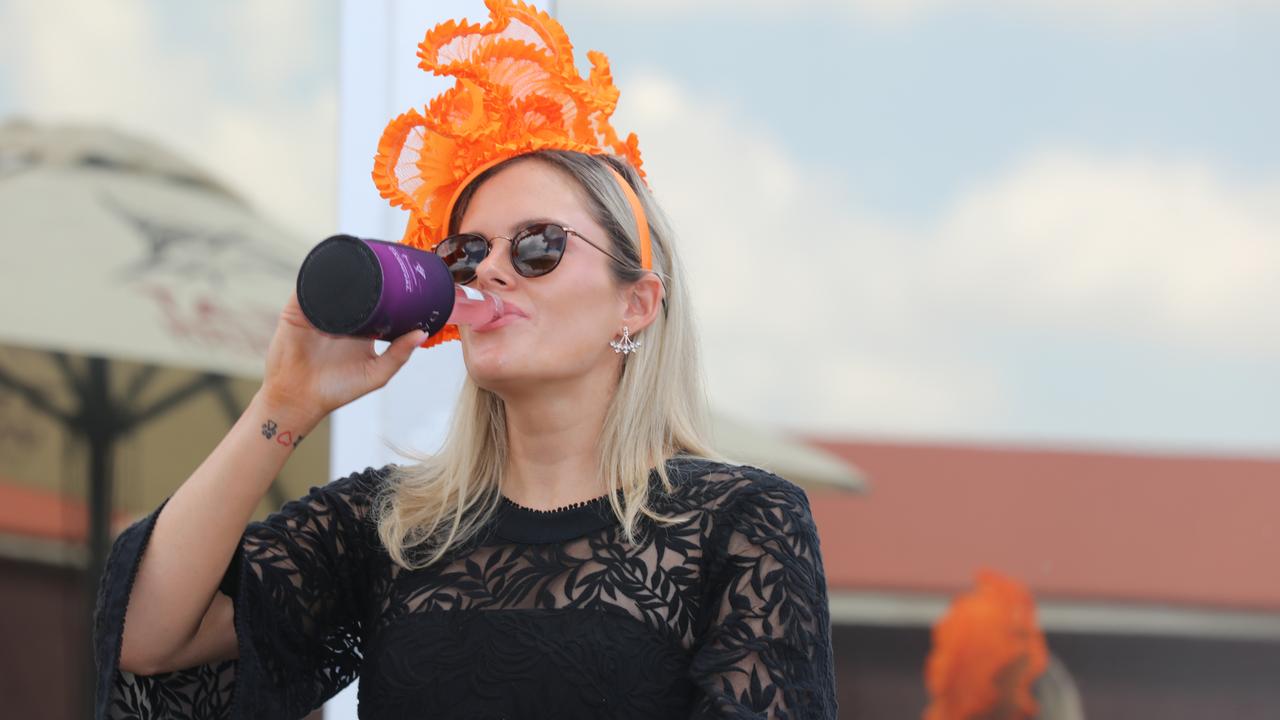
369, 329, 429, 387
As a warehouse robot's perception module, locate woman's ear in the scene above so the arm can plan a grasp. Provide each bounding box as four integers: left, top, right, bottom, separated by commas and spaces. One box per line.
621, 273, 665, 333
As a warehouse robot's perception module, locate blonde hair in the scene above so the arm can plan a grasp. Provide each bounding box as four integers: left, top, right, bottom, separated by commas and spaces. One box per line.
373, 150, 720, 571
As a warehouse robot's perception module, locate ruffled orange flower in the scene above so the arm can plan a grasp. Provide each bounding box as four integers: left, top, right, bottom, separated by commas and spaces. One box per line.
371, 0, 645, 348
924, 570, 1050, 720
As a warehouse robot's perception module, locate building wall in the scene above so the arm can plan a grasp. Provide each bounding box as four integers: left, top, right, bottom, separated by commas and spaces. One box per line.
0, 558, 323, 720
832, 624, 1280, 719
0, 558, 85, 720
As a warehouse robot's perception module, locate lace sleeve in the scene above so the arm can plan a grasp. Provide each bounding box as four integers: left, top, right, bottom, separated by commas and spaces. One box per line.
92, 466, 387, 720
689, 472, 839, 719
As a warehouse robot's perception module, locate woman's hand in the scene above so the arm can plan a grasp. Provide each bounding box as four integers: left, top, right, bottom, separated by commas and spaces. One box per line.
258, 290, 428, 427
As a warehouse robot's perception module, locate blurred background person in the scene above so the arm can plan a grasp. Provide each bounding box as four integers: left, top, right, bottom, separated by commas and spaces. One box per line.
924, 570, 1084, 720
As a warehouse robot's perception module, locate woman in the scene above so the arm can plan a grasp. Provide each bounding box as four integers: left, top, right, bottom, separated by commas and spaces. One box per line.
93, 3, 838, 718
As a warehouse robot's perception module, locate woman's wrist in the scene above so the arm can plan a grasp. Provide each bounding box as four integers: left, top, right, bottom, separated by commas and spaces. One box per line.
248, 389, 324, 447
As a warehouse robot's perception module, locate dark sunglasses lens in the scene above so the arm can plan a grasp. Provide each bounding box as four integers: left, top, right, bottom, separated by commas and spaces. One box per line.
513, 224, 567, 277
436, 234, 488, 284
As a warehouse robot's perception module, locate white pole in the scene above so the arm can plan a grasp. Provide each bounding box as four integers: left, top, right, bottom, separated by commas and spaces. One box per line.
330, 1, 487, 717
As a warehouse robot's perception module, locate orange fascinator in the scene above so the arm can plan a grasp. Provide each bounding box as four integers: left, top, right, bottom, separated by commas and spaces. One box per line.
371, 0, 649, 348
924, 570, 1050, 720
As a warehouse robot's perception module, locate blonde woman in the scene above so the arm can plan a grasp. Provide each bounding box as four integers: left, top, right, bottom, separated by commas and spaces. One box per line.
93, 4, 838, 719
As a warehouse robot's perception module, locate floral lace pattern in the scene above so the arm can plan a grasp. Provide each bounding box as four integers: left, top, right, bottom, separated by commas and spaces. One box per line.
93, 458, 838, 719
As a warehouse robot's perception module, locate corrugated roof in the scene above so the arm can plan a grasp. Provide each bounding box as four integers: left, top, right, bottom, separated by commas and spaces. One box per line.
804, 439, 1280, 611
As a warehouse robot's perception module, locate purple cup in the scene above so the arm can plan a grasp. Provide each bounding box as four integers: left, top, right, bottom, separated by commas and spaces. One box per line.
296, 235, 457, 339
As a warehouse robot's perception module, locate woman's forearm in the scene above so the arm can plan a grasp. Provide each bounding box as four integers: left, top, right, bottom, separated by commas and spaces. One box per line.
117, 390, 321, 674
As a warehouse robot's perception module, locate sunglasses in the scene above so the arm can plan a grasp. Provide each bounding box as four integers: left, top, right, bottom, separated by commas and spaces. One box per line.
433, 222, 629, 285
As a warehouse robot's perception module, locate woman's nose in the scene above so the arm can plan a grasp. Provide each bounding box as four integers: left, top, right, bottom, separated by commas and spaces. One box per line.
474, 237, 515, 287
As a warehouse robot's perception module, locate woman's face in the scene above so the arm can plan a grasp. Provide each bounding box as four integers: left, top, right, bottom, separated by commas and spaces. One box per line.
456, 159, 628, 394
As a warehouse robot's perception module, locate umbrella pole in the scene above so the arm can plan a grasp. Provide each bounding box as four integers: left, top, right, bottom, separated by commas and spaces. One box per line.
83, 356, 115, 720
3, 354, 289, 715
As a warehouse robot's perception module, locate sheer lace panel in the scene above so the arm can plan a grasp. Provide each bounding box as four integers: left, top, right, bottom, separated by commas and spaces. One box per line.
379, 504, 708, 649
231, 470, 379, 702
96, 469, 384, 720
689, 477, 838, 719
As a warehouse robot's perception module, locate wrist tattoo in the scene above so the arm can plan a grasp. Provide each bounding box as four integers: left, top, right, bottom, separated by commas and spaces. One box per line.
262, 420, 304, 448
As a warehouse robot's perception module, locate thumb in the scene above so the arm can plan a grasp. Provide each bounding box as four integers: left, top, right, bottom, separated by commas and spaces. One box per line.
370, 329, 428, 385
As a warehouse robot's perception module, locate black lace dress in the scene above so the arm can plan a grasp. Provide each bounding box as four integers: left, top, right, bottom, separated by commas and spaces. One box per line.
93, 457, 838, 719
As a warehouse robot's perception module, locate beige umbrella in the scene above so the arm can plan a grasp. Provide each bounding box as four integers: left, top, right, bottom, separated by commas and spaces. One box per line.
0, 117, 334, 529
0, 119, 329, 717
0, 121, 298, 375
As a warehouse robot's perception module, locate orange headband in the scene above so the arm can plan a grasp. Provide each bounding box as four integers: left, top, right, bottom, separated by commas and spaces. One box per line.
605, 165, 652, 271
371, 0, 651, 348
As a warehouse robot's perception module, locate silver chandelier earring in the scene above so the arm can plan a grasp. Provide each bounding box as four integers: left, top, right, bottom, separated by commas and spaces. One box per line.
610, 325, 642, 355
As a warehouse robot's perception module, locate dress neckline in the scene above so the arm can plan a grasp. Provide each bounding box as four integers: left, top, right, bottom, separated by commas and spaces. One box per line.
499, 493, 611, 514
493, 491, 620, 545
487, 456, 696, 546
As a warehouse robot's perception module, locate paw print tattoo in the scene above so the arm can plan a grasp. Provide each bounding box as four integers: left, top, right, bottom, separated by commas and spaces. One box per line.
262, 420, 303, 449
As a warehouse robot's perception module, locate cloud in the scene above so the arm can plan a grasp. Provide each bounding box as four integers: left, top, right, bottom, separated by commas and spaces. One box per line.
617, 71, 1280, 440
933, 149, 1280, 356
621, 72, 1015, 436
0, 1, 336, 244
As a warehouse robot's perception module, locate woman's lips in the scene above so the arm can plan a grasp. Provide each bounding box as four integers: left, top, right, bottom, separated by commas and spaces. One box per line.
474, 302, 528, 333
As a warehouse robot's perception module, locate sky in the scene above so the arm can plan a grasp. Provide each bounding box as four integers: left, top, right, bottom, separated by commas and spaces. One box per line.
0, 0, 339, 242
558, 0, 1280, 455
0, 0, 1276, 455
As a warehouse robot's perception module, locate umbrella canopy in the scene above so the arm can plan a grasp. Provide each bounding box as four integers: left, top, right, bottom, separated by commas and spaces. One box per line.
0, 119, 328, 718
0, 118, 329, 525
0, 120, 303, 377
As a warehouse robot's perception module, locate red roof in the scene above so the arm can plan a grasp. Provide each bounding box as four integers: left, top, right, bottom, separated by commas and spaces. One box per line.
7, 443, 1278, 613
804, 439, 1280, 611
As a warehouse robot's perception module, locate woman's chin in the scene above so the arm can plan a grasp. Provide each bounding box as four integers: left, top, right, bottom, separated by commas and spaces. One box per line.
461, 345, 528, 389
